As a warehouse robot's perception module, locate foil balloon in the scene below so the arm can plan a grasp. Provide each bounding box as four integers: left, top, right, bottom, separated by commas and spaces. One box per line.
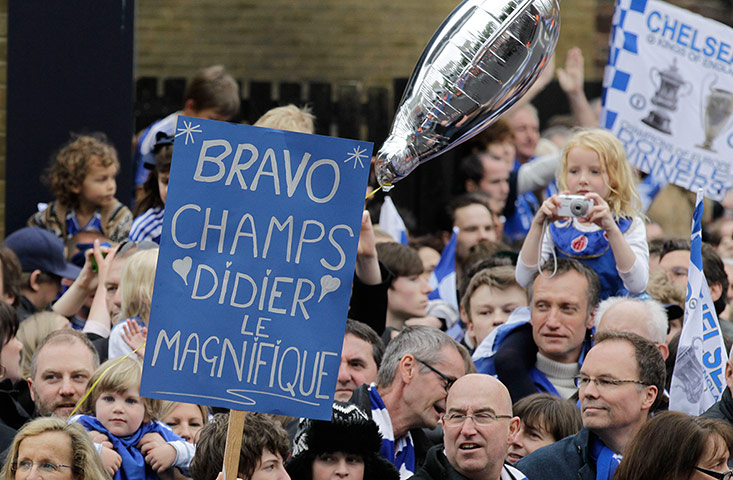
375, 0, 560, 186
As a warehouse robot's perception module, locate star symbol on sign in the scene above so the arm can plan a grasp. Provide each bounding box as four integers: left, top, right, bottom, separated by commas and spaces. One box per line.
344, 146, 367, 169
175, 120, 203, 145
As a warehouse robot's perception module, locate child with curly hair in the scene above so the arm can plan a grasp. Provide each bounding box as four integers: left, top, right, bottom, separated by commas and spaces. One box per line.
29, 133, 132, 243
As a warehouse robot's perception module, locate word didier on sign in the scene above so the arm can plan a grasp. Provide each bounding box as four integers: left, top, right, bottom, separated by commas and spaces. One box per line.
190, 263, 319, 320
192, 140, 344, 204
149, 322, 339, 400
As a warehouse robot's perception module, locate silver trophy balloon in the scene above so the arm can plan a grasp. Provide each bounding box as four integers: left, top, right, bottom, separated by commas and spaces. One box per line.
375, 0, 560, 186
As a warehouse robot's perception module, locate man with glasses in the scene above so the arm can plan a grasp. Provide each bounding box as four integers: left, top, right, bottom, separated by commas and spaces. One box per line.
516, 330, 665, 480
412, 373, 527, 480
347, 326, 468, 479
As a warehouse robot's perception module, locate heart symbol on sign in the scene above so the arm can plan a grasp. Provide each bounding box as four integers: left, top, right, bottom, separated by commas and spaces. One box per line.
172, 256, 193, 286
318, 275, 341, 302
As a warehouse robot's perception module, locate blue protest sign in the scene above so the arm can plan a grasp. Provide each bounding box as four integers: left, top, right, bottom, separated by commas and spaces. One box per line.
140, 116, 372, 420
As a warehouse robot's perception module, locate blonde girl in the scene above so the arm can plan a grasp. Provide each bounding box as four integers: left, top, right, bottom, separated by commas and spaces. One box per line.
516, 128, 648, 300
107, 248, 158, 359
71, 357, 194, 479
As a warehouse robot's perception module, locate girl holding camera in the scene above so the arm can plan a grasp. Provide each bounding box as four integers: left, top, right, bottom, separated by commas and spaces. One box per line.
515, 128, 648, 300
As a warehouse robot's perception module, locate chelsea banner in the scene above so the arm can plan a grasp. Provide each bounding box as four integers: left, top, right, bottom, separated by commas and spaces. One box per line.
601, 0, 733, 200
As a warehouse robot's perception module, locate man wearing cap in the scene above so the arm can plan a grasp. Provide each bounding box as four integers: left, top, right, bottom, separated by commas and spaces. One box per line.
4, 227, 81, 321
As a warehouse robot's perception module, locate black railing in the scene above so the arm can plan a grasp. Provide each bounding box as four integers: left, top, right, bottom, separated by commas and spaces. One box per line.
133, 76, 602, 235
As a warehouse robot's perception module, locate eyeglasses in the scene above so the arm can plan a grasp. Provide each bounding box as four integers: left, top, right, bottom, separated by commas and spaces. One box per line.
416, 358, 456, 393
695, 466, 733, 480
12, 460, 73, 474
573, 375, 649, 390
443, 412, 513, 426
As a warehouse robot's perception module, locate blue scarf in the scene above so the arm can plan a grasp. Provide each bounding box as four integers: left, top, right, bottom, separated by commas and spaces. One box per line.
367, 384, 415, 480
75, 415, 164, 480
527, 367, 561, 397
590, 435, 622, 480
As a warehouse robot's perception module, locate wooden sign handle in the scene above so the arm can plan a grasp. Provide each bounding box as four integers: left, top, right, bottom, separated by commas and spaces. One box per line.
223, 410, 247, 480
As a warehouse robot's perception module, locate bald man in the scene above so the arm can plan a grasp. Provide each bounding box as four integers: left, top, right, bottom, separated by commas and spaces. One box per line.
594, 297, 669, 360
411, 374, 525, 480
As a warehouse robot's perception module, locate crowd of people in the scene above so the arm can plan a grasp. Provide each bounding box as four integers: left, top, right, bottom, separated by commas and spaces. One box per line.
1, 55, 733, 480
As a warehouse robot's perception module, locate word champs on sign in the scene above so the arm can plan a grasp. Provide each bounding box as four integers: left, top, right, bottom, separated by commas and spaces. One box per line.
141, 117, 372, 420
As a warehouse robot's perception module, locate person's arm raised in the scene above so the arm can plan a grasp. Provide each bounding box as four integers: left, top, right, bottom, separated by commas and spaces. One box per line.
53, 246, 104, 317
83, 241, 116, 337
557, 47, 597, 128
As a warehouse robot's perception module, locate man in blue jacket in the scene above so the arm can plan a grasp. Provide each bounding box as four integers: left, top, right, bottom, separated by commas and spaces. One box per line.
515, 330, 664, 480
473, 258, 599, 403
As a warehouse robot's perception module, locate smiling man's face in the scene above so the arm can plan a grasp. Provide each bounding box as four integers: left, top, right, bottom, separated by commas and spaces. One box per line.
29, 339, 96, 418
443, 374, 519, 480
401, 346, 466, 430
578, 340, 655, 441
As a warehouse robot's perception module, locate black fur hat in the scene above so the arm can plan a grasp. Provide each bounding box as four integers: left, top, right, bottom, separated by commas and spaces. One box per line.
286, 402, 400, 480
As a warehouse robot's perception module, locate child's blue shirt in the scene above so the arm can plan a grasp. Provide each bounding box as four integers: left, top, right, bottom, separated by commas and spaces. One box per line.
550, 217, 633, 300
515, 215, 649, 299
129, 207, 164, 244
65, 209, 104, 239
71, 414, 194, 480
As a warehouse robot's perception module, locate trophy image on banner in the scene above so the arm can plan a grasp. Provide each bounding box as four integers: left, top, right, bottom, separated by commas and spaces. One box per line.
641, 59, 691, 135
375, 0, 560, 187
697, 74, 733, 152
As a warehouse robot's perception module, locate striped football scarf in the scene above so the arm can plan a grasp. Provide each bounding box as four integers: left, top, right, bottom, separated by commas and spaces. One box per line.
368, 384, 416, 480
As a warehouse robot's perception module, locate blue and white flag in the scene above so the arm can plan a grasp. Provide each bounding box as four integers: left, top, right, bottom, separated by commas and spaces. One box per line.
637, 174, 666, 213
379, 196, 408, 245
669, 189, 728, 415
428, 227, 458, 310
601, 0, 733, 201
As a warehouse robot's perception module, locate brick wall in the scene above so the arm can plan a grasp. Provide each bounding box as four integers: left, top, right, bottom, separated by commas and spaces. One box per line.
134, 0, 602, 92
1, 1, 728, 239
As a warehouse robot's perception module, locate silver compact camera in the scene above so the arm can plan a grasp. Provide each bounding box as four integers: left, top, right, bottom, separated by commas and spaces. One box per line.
557, 194, 594, 218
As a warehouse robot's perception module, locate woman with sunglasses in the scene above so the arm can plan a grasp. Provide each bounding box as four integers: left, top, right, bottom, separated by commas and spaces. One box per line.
614, 410, 733, 480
